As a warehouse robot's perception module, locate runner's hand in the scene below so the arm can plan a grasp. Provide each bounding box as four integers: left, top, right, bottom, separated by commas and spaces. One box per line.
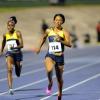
33, 47, 40, 54
36, 48, 40, 54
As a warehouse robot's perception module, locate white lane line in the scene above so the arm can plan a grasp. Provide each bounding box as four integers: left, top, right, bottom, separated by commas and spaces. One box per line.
0, 60, 43, 73
1, 55, 99, 73
1, 57, 99, 82
0, 68, 45, 82
40, 73, 100, 100
0, 61, 99, 96
0, 58, 96, 82
0, 54, 33, 69
0, 58, 78, 82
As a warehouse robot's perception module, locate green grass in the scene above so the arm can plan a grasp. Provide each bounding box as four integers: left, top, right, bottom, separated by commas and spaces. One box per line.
0, 0, 49, 12
0, 0, 49, 7
0, 3, 99, 13
0, 7, 29, 12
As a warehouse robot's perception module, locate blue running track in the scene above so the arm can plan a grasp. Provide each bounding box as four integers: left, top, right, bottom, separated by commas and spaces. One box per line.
0, 46, 100, 100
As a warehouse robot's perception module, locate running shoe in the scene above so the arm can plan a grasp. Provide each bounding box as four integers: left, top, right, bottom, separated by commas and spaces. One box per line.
8, 89, 14, 95
46, 87, 52, 95
46, 82, 52, 95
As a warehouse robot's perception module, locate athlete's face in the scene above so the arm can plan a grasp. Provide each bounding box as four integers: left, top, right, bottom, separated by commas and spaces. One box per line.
7, 21, 15, 32
53, 16, 63, 28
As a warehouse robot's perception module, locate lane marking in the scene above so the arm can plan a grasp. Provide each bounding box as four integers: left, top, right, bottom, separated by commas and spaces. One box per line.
1, 55, 99, 73
0, 60, 44, 73
0, 68, 45, 82
1, 57, 100, 82
40, 73, 100, 100
0, 61, 99, 95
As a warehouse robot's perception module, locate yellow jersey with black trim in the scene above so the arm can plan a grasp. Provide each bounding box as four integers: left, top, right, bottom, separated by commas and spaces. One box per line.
5, 31, 20, 52
47, 28, 65, 55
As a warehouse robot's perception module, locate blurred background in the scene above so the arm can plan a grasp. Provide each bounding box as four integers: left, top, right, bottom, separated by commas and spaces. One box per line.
0, 0, 100, 50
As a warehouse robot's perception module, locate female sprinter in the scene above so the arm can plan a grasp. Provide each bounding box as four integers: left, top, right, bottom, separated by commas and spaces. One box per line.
0, 16, 23, 95
35, 14, 71, 100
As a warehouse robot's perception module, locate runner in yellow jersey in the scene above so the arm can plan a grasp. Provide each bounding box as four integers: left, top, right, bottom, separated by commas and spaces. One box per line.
0, 16, 23, 95
35, 14, 71, 100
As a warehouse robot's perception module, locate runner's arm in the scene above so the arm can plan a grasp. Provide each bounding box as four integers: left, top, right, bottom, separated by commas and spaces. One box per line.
0, 34, 6, 53
60, 31, 72, 47
39, 33, 47, 49
35, 29, 48, 54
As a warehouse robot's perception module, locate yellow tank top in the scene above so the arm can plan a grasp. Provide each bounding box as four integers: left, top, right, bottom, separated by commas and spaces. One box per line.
5, 31, 19, 52
6, 31, 19, 41
48, 28, 64, 38
47, 28, 65, 55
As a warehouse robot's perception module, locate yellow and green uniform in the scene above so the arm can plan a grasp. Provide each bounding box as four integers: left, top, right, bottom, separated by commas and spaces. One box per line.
47, 28, 65, 56
6, 30, 20, 52
5, 30, 22, 61
45, 28, 65, 66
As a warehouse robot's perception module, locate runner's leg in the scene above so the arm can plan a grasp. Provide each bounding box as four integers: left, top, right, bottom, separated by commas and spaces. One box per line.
14, 52, 23, 77
6, 56, 14, 94
55, 64, 64, 100
15, 61, 22, 77
44, 57, 54, 94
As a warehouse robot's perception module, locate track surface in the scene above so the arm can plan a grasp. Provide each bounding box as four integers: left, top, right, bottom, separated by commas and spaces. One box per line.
0, 46, 100, 100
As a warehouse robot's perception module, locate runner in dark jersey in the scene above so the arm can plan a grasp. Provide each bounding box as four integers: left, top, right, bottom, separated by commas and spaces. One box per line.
0, 16, 23, 95
34, 14, 71, 100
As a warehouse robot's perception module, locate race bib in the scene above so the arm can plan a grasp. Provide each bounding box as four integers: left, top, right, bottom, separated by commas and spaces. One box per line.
49, 42, 62, 53
6, 40, 17, 51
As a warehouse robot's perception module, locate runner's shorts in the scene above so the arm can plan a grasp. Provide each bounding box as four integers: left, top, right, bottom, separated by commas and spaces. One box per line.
45, 53, 64, 66
6, 51, 23, 62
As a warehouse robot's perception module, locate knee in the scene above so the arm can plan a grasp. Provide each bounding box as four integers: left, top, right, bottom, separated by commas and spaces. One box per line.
47, 70, 53, 75
15, 61, 20, 67
44, 59, 53, 72
59, 80, 63, 86
8, 68, 12, 73
47, 69, 53, 73
44, 64, 53, 73
58, 78, 63, 84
